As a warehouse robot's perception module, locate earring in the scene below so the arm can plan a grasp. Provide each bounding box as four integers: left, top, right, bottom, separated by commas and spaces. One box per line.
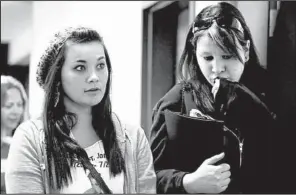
245, 56, 249, 62
54, 82, 60, 108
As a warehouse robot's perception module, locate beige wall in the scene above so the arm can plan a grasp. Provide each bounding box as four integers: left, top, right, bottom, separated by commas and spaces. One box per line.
236, 1, 269, 67
1, 1, 32, 65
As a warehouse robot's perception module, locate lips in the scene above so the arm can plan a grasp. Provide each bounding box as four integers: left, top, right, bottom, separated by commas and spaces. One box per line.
7, 117, 20, 124
85, 87, 100, 92
210, 76, 229, 84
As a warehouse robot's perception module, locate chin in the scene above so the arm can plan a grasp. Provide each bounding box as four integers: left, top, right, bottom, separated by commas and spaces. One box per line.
86, 97, 104, 107
9, 123, 19, 130
206, 79, 214, 86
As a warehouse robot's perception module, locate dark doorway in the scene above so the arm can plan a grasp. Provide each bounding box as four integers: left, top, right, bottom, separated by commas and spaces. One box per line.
1, 43, 9, 74
141, 1, 195, 135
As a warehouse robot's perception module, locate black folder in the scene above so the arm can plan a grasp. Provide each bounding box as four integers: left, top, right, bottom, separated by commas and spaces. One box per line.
164, 110, 240, 174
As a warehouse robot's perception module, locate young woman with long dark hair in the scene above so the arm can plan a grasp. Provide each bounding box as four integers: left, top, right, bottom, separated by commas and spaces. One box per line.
150, 2, 275, 193
5, 26, 156, 194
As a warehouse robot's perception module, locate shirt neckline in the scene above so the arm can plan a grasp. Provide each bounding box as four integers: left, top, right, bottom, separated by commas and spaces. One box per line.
69, 131, 102, 150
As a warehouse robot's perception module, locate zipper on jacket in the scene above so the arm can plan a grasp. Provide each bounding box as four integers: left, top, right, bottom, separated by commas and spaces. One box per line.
223, 126, 244, 167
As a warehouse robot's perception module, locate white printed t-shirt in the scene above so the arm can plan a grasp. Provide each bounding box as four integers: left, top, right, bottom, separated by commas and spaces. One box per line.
60, 140, 124, 194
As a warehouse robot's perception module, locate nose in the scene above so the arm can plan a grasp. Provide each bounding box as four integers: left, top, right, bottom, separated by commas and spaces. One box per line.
87, 70, 99, 83
211, 59, 225, 74
11, 104, 23, 116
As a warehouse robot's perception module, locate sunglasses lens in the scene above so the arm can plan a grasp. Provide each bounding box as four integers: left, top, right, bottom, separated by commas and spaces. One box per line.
194, 17, 243, 34
196, 19, 212, 29
216, 17, 244, 34
216, 17, 232, 27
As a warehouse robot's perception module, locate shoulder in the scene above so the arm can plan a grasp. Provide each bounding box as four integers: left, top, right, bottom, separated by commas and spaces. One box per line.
12, 118, 44, 147
123, 123, 150, 154
15, 117, 44, 136
124, 123, 146, 140
6, 118, 45, 173
162, 82, 184, 102
153, 82, 184, 112
111, 112, 147, 144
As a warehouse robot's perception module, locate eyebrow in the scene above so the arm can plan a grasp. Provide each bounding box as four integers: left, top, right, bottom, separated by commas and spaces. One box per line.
198, 52, 212, 55
75, 56, 105, 63
98, 56, 105, 61
5, 100, 23, 104
76, 59, 87, 63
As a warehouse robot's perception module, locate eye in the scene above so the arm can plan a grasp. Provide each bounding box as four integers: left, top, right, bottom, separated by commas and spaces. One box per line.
97, 62, 106, 69
4, 104, 13, 109
74, 65, 85, 71
17, 102, 23, 108
222, 55, 233, 60
203, 56, 213, 61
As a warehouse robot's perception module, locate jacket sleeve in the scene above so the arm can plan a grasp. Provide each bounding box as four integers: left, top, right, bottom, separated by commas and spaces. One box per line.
5, 121, 44, 194
136, 127, 157, 194
149, 84, 189, 194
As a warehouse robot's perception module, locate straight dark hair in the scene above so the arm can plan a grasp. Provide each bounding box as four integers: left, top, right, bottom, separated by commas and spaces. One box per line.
177, 2, 263, 115
37, 27, 125, 190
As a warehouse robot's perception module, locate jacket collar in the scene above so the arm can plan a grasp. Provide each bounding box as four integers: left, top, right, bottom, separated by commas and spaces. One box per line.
112, 112, 126, 143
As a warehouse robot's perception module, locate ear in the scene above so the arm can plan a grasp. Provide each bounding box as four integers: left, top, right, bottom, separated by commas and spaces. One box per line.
244, 40, 250, 62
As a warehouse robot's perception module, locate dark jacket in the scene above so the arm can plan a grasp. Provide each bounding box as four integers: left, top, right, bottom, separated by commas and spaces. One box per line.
267, 2, 296, 193
149, 80, 275, 194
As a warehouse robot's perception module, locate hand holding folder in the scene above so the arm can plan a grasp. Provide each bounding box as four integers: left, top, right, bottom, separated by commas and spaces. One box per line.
163, 81, 240, 176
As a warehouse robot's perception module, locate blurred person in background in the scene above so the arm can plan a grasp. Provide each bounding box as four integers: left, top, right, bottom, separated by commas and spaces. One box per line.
5, 26, 156, 194
1, 75, 29, 193
267, 1, 296, 193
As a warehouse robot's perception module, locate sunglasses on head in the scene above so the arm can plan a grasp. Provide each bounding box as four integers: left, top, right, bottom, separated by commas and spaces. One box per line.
192, 16, 244, 34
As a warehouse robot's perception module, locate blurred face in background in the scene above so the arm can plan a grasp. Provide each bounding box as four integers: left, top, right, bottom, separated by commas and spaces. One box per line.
1, 88, 24, 136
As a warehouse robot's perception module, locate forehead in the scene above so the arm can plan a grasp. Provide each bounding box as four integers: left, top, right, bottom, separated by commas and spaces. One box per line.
4, 88, 23, 103
65, 41, 105, 59
195, 34, 226, 54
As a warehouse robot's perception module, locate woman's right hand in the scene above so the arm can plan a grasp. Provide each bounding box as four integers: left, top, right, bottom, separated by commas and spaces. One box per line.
183, 152, 231, 193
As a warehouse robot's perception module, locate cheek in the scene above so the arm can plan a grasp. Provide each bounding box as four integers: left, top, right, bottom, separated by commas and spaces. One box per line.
100, 69, 109, 87
1, 108, 9, 115
19, 106, 24, 115
228, 63, 244, 81
1, 109, 9, 122
61, 71, 84, 99
198, 61, 211, 76
1, 109, 6, 120
62, 69, 75, 84
62, 67, 83, 84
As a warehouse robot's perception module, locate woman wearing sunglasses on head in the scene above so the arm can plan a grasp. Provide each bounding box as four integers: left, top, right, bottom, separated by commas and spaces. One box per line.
149, 2, 275, 194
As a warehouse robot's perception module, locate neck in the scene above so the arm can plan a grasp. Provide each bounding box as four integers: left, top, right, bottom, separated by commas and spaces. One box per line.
64, 96, 93, 128
63, 96, 99, 147
1, 127, 13, 145
1, 126, 12, 137
1, 128, 7, 138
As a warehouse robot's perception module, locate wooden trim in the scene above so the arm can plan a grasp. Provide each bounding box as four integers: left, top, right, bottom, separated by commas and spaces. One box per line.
150, 1, 175, 13
146, 11, 154, 130
189, 1, 195, 22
